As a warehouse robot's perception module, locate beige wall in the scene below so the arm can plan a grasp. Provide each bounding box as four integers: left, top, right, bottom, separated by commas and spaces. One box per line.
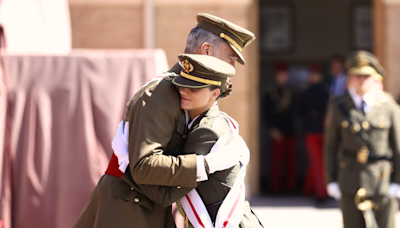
69, 1, 143, 49
374, 0, 400, 98
68, 0, 261, 195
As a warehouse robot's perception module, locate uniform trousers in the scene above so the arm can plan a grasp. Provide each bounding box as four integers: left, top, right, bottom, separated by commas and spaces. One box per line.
340, 193, 398, 228
270, 136, 296, 193
303, 133, 327, 198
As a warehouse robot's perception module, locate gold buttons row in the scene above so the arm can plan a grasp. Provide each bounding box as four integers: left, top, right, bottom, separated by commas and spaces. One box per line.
341, 120, 386, 132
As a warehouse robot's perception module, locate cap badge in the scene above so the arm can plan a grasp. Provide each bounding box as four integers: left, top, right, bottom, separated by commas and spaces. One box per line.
182, 60, 194, 74
356, 52, 369, 67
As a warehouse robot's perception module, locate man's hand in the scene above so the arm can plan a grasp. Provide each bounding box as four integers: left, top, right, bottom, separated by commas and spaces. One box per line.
111, 121, 130, 172
327, 182, 341, 200
388, 183, 400, 198
204, 134, 249, 174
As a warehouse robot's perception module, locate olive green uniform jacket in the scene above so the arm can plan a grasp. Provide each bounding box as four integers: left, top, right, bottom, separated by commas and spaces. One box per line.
324, 90, 400, 228
74, 64, 197, 228
180, 105, 263, 228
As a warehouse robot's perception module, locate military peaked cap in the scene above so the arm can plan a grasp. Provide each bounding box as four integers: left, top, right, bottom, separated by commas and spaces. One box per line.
196, 13, 256, 65
172, 54, 236, 89
345, 50, 385, 81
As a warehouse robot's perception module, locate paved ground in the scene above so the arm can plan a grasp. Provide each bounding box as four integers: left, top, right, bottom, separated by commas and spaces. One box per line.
249, 196, 400, 228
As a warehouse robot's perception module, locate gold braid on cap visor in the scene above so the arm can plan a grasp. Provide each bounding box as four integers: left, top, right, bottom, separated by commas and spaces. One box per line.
220, 33, 242, 52
180, 71, 221, 86
348, 66, 383, 81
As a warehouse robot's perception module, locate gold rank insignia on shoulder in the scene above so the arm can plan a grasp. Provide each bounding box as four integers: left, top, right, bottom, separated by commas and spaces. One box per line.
181, 60, 194, 74
357, 146, 369, 164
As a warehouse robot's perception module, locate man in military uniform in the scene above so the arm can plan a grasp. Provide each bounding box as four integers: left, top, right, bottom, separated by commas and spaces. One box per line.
262, 63, 297, 193
324, 50, 400, 228
74, 13, 258, 228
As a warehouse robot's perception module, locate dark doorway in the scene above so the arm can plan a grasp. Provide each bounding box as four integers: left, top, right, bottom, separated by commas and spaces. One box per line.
258, 0, 372, 196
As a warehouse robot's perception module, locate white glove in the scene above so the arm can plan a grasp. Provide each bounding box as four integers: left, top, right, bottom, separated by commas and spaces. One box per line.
388, 183, 400, 198
236, 135, 250, 166
205, 134, 248, 174
111, 121, 130, 172
327, 182, 341, 200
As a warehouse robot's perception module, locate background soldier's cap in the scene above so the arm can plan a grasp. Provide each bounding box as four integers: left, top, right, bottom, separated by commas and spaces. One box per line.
345, 50, 385, 81
172, 54, 236, 89
196, 13, 256, 65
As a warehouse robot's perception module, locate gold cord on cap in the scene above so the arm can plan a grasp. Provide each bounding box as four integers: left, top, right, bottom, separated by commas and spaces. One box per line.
220, 33, 242, 52
180, 71, 222, 86
348, 66, 383, 81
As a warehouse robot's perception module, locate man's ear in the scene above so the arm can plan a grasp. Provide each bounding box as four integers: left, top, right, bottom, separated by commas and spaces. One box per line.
200, 43, 214, 56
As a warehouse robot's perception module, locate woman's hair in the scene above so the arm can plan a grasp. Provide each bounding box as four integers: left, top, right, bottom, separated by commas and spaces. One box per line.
209, 77, 233, 99
184, 27, 223, 55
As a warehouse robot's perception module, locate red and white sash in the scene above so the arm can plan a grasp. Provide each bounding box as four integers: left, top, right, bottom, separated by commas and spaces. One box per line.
179, 165, 246, 228
179, 113, 248, 228
110, 105, 249, 228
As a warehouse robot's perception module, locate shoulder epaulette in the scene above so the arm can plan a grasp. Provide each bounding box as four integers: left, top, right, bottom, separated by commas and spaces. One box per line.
199, 116, 215, 128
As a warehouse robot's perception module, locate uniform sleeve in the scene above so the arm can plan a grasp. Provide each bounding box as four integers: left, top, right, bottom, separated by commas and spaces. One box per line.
127, 80, 197, 188
183, 128, 219, 156
132, 126, 221, 207
324, 103, 341, 184
389, 104, 400, 184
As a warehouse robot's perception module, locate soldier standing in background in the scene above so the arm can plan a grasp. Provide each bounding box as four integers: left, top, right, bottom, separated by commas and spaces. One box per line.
262, 63, 297, 194
324, 50, 400, 228
298, 64, 329, 201
327, 54, 347, 98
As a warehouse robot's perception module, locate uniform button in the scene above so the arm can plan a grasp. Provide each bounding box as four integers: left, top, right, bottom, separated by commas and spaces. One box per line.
177, 186, 181, 189
351, 123, 361, 133
341, 121, 349, 128
183, 135, 186, 139
340, 161, 346, 168
130, 187, 134, 191
362, 121, 369, 130
134, 198, 140, 203
379, 121, 385, 128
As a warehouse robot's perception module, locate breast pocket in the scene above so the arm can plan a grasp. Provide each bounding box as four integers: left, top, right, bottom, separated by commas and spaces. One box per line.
369, 117, 391, 142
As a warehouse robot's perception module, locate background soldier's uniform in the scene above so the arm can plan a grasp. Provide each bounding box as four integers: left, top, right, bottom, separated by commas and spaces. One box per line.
324, 51, 400, 228
262, 82, 297, 193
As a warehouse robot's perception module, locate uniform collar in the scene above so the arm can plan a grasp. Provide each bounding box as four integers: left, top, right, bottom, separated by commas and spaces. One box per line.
348, 86, 376, 110
186, 103, 220, 130
168, 62, 182, 75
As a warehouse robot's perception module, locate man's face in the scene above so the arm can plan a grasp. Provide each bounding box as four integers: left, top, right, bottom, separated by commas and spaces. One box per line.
213, 41, 238, 67
348, 74, 376, 94
308, 72, 322, 85
330, 59, 344, 76
275, 71, 289, 86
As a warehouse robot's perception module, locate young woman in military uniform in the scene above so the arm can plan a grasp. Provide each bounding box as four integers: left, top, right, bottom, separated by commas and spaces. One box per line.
169, 54, 263, 228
